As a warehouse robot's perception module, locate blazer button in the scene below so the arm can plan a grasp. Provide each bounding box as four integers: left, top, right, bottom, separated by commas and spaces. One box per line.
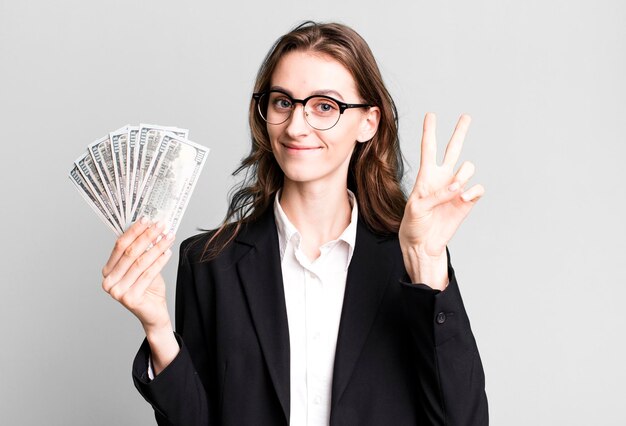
435, 312, 447, 324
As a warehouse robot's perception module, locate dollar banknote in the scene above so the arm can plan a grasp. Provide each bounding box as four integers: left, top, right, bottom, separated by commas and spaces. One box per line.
88, 135, 125, 225
75, 151, 124, 232
69, 124, 207, 235
126, 126, 140, 220
69, 165, 123, 235
133, 124, 189, 214
110, 125, 129, 222
134, 133, 209, 233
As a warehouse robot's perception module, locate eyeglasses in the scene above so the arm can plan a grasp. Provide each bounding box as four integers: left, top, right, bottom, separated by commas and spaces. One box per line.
253, 90, 372, 131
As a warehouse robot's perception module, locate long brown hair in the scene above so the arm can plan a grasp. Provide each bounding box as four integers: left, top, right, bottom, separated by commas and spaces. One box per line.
201, 21, 407, 260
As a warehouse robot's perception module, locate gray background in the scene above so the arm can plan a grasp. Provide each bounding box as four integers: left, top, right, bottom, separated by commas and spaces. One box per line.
1, 0, 624, 424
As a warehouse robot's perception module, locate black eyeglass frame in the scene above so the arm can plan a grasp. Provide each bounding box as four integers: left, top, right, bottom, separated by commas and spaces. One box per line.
252, 90, 373, 130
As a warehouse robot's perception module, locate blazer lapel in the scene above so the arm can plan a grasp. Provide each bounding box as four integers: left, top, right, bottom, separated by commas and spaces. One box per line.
235, 211, 290, 423
331, 220, 395, 408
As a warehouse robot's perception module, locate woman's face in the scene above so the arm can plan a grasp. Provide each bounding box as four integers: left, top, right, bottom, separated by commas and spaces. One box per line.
267, 50, 379, 189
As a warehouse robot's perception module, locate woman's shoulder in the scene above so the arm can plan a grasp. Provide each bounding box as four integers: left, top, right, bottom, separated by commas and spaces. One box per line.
179, 222, 241, 264
179, 208, 275, 264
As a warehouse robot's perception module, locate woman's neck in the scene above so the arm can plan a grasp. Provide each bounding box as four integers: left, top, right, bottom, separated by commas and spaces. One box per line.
279, 179, 352, 261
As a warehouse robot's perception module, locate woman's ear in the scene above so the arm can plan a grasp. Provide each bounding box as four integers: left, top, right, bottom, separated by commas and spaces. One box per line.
356, 106, 381, 143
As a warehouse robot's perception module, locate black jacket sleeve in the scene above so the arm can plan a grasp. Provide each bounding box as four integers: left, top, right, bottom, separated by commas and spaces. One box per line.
399, 248, 489, 425
132, 239, 212, 426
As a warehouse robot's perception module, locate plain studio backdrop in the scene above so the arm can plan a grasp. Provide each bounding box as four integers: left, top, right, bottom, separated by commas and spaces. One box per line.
1, 0, 624, 425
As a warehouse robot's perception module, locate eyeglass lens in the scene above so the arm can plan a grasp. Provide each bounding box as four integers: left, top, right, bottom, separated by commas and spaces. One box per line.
258, 92, 341, 130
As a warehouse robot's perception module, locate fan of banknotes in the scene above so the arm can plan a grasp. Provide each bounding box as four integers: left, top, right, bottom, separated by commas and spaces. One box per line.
69, 124, 209, 236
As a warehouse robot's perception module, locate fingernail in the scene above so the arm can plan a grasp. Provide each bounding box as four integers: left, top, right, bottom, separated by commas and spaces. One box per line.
166, 232, 174, 241
140, 216, 148, 225
165, 249, 172, 256
155, 221, 165, 229
448, 182, 460, 192
461, 192, 470, 201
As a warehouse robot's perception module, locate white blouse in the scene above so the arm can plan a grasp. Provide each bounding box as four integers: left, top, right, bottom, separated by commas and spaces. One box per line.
273, 191, 357, 426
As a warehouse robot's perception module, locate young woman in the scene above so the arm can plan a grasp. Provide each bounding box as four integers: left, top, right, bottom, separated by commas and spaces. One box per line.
101, 22, 488, 425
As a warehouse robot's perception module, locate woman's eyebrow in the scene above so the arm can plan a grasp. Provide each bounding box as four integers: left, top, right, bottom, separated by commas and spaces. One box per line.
269, 86, 345, 101
312, 89, 345, 101
269, 85, 292, 95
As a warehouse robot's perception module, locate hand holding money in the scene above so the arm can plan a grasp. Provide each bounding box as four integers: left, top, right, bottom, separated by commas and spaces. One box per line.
101, 218, 180, 374
69, 123, 209, 374
101, 218, 174, 330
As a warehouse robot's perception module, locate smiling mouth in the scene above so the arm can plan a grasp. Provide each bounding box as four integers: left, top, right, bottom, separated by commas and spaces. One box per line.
281, 144, 322, 151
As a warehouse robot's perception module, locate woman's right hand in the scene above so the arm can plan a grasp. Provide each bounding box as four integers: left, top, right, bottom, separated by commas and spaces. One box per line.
102, 218, 181, 374
101, 217, 175, 334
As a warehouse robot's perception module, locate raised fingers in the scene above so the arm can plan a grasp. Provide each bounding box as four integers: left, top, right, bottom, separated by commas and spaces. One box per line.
451, 161, 485, 203
461, 184, 485, 202
453, 161, 476, 188
443, 114, 471, 168
420, 112, 437, 168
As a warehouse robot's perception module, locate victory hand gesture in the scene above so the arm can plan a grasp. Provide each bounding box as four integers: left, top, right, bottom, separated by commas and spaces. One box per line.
399, 113, 484, 289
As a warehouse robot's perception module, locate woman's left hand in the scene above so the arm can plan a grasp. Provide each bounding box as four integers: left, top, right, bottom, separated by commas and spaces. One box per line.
399, 113, 484, 289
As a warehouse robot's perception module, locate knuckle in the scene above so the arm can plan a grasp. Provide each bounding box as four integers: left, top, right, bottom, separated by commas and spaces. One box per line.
109, 286, 122, 301
134, 255, 149, 270
120, 292, 137, 309
406, 198, 423, 216
150, 229, 164, 241
124, 245, 139, 259
114, 238, 126, 253
102, 277, 111, 292
414, 182, 429, 199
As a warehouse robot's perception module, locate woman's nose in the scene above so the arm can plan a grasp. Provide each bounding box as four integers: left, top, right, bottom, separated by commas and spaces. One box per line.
284, 104, 310, 136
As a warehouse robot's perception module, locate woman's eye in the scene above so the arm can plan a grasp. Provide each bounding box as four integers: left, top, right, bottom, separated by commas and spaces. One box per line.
273, 98, 292, 109
313, 100, 337, 114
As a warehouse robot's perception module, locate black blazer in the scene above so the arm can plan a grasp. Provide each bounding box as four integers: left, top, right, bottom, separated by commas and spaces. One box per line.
132, 209, 488, 425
